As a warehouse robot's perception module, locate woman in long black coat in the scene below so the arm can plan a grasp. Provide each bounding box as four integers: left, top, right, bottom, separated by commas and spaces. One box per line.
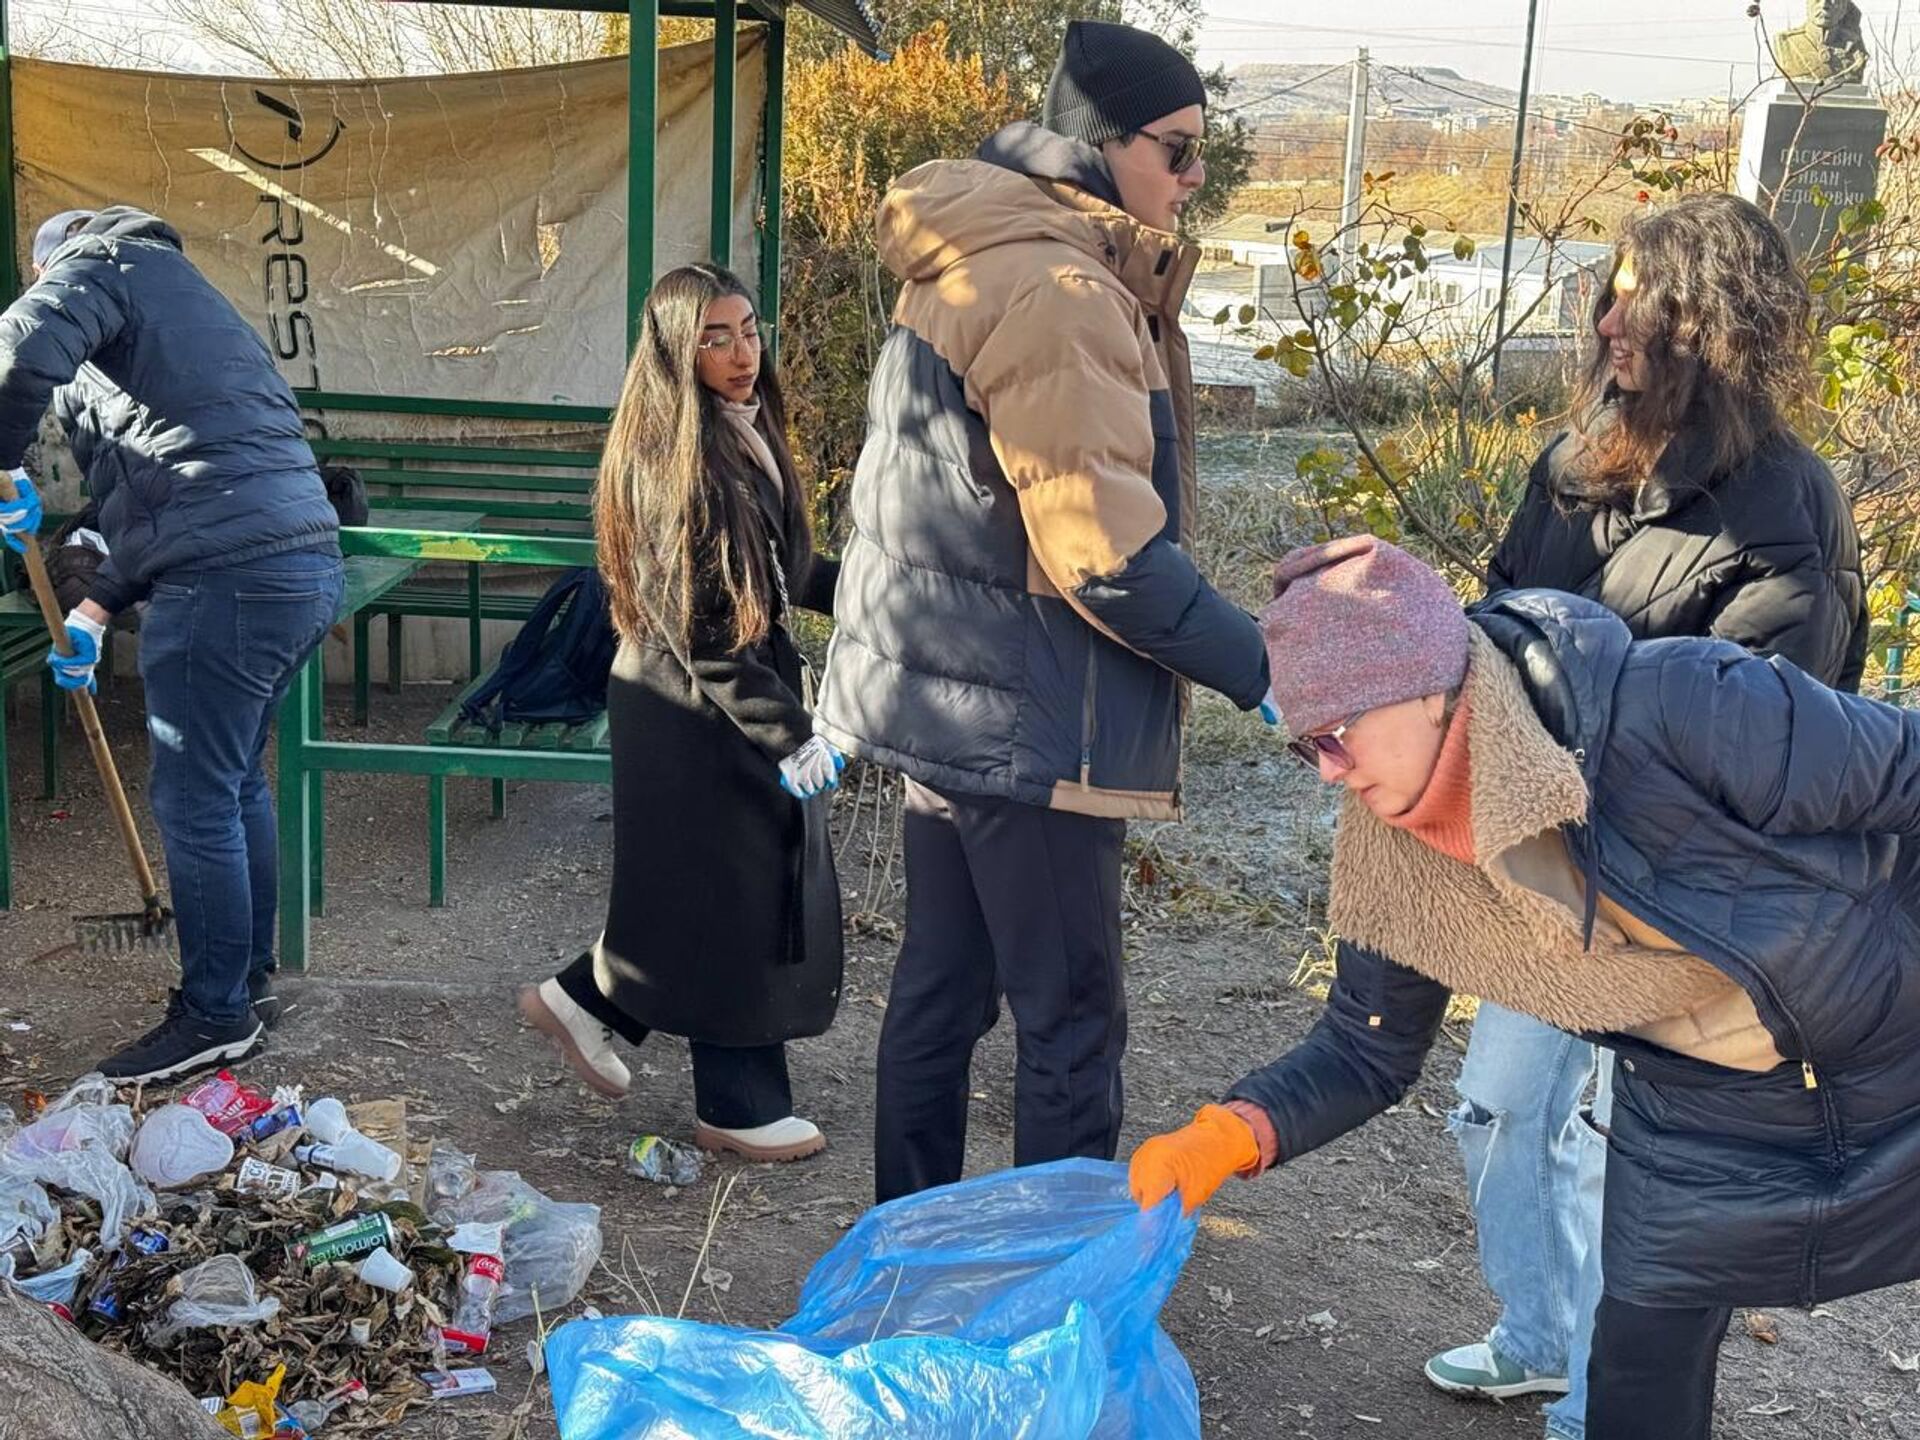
519, 263, 843, 1162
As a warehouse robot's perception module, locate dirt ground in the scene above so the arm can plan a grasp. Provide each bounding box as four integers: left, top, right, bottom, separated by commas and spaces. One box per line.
5, 666, 1920, 1438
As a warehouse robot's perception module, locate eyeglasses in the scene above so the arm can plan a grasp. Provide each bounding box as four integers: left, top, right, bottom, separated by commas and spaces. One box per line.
1285, 716, 1358, 773
697, 330, 762, 355
1134, 128, 1207, 176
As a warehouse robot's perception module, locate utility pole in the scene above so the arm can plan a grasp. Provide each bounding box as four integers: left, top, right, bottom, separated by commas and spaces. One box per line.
1490, 0, 1542, 399
1339, 47, 1370, 279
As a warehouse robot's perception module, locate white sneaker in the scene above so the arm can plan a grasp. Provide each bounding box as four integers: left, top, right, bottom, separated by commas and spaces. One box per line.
1425, 1339, 1570, 1399
693, 1115, 826, 1162
518, 979, 630, 1099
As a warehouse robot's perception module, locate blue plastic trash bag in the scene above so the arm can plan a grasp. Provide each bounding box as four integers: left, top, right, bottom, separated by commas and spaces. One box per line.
547, 1159, 1200, 1440
548, 1299, 1107, 1439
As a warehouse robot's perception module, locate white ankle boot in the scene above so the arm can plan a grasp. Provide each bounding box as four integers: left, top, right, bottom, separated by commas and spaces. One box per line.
693, 1115, 826, 1162
518, 979, 631, 1099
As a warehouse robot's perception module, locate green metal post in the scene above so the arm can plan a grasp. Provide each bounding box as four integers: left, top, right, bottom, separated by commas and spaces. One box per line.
428, 774, 447, 907
387, 614, 403, 694
275, 655, 316, 973
307, 663, 325, 917
352, 610, 370, 725
759, 16, 785, 355
491, 778, 506, 819
0, 678, 10, 911
466, 562, 483, 680
710, 0, 737, 268
0, 0, 19, 302
38, 665, 56, 798
629, 0, 661, 348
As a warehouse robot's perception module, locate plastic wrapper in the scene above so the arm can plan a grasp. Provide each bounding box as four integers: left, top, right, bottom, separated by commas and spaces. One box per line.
0, 1172, 57, 1255
546, 1160, 1199, 1439
431, 1165, 599, 1323
130, 1104, 235, 1188
549, 1301, 1106, 1440
9, 1247, 94, 1307
180, 1070, 274, 1137
1, 1081, 153, 1249
151, 1254, 282, 1343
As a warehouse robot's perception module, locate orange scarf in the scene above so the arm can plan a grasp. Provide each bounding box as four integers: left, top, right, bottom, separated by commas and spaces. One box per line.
1380, 699, 1474, 864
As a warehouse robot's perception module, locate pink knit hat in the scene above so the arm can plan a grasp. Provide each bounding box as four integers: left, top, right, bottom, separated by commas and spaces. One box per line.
1259, 535, 1470, 736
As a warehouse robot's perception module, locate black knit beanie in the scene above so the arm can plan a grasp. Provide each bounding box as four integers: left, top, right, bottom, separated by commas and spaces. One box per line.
1042, 20, 1208, 149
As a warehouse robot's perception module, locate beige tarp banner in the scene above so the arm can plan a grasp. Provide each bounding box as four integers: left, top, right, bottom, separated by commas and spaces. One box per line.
10, 39, 767, 414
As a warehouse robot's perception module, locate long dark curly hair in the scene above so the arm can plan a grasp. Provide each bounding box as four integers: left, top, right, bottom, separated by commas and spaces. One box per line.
1566, 193, 1813, 501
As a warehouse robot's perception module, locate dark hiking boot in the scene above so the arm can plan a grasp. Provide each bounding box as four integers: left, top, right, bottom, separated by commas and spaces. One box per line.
96, 991, 264, 1086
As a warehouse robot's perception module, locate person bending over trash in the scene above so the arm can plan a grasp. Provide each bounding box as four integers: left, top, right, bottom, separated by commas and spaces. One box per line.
1128, 535, 1920, 1440
0, 207, 341, 1083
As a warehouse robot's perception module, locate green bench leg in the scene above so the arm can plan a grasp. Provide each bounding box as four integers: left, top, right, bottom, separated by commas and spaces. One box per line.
276, 654, 319, 974
307, 671, 325, 918
353, 611, 371, 726
39, 667, 58, 799
428, 774, 447, 908
0, 681, 12, 911
387, 614, 404, 695
467, 563, 483, 682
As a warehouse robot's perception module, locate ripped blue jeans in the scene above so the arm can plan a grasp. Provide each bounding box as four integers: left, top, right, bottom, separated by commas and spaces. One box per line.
140, 551, 343, 1025
1450, 1001, 1613, 1440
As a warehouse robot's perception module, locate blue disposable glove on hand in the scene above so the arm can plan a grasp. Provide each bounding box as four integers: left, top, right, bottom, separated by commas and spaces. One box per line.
779, 736, 845, 798
1257, 688, 1280, 726
49, 609, 105, 694
0, 470, 42, 555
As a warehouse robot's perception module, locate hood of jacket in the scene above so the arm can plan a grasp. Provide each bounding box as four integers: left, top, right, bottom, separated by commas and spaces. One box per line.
876, 121, 1196, 320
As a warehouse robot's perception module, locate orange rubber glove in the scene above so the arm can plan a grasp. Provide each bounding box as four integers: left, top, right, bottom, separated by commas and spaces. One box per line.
1128, 1104, 1264, 1215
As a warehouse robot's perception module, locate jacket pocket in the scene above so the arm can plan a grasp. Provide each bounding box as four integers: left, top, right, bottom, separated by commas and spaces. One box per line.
1079, 641, 1098, 787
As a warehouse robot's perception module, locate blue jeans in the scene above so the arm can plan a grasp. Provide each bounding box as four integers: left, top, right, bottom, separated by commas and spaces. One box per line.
139, 551, 343, 1026
1449, 1001, 1613, 1440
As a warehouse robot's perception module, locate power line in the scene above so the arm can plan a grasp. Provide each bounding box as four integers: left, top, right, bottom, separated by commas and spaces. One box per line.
1221, 60, 1353, 115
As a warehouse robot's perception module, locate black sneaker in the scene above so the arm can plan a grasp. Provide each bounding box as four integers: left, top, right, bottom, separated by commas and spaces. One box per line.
96, 991, 263, 1085
248, 971, 289, 1031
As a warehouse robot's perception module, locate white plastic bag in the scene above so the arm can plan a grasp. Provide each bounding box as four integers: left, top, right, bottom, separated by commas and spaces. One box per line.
1, 1081, 152, 1249
130, 1105, 235, 1189
8, 1247, 94, 1308
0, 1173, 57, 1255
432, 1166, 600, 1323
150, 1254, 280, 1343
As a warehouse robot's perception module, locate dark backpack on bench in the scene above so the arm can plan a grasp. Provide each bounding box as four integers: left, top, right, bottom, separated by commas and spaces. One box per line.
459, 567, 617, 729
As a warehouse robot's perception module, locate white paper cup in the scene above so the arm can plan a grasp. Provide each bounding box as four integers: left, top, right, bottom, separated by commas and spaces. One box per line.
356, 1245, 415, 1293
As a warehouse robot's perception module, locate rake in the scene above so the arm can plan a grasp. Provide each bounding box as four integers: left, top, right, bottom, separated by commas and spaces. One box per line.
0, 471, 172, 953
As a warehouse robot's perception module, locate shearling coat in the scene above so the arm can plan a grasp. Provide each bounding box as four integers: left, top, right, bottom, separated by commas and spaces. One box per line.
1228, 591, 1920, 1307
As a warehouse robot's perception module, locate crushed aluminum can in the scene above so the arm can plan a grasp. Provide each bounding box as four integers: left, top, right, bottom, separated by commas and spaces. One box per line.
624, 1134, 703, 1188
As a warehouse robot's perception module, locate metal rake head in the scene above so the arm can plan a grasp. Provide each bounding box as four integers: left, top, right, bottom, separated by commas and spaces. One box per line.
73, 905, 176, 956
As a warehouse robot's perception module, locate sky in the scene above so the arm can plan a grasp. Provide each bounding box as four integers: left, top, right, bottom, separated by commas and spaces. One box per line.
1197, 0, 1918, 104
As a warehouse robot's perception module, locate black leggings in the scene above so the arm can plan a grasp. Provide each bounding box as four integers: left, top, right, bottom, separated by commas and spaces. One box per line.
1586, 1293, 1731, 1440
554, 952, 794, 1129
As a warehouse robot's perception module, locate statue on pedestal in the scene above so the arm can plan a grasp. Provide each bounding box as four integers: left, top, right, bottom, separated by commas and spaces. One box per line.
1775, 0, 1870, 85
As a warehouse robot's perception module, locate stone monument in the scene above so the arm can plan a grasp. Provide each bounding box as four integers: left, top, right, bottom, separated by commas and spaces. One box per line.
1737, 0, 1885, 256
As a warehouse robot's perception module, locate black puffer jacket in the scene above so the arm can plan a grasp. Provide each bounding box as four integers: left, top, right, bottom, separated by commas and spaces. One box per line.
0, 207, 335, 613
1228, 592, 1920, 1308
1488, 415, 1867, 689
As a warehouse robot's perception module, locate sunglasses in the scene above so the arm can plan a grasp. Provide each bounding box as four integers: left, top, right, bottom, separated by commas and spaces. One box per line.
1284, 716, 1358, 773
1134, 128, 1207, 176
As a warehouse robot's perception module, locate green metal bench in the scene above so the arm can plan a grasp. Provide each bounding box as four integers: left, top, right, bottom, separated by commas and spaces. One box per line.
299, 393, 610, 727
0, 612, 59, 908
276, 523, 609, 970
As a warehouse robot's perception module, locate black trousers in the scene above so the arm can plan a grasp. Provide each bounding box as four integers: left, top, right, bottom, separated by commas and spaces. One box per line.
555, 952, 794, 1129
873, 780, 1127, 1204
1586, 1293, 1731, 1440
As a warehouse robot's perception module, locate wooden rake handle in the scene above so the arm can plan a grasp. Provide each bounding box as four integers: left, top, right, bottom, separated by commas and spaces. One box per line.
0, 472, 162, 909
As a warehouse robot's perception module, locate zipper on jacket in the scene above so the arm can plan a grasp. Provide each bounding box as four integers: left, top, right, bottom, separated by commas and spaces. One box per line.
1079, 645, 1099, 788
1802, 1061, 1818, 1090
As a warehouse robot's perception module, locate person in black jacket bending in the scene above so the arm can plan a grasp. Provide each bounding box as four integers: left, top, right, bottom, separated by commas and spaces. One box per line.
0, 207, 341, 1084
1130, 536, 1920, 1440
517, 264, 843, 1164
1421, 193, 1867, 1438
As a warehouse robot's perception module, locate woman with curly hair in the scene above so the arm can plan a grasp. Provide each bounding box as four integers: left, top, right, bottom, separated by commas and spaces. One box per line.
1419, 193, 1867, 1439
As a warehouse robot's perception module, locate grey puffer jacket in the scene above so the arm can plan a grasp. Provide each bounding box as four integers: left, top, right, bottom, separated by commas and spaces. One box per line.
0, 206, 335, 613
1228, 591, 1920, 1308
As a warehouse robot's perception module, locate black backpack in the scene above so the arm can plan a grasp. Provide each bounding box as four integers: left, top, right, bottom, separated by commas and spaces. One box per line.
460, 567, 617, 728
321, 463, 370, 528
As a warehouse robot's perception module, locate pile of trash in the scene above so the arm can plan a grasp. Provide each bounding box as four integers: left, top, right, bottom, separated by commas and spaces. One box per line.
0, 1071, 602, 1436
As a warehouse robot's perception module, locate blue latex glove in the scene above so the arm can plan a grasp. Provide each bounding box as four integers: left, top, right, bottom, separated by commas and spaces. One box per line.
1257, 689, 1280, 726
0, 470, 42, 555
779, 736, 846, 798
49, 610, 105, 694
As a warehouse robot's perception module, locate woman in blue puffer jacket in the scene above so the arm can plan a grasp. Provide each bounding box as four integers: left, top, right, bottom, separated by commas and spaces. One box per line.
1129, 535, 1920, 1440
